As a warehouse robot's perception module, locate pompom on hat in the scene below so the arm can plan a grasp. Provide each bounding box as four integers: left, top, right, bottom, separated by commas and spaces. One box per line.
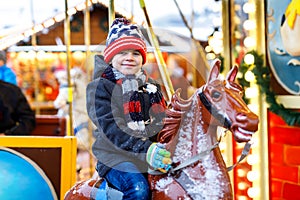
103, 18, 147, 64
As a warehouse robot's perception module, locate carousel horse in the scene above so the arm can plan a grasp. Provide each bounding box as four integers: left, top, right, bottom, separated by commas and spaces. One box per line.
64, 60, 259, 200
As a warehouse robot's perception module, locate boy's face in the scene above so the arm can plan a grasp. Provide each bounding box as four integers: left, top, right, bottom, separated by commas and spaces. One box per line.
111, 50, 143, 75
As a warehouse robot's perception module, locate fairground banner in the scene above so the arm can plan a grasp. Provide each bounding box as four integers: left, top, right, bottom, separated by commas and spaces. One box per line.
266, 0, 300, 94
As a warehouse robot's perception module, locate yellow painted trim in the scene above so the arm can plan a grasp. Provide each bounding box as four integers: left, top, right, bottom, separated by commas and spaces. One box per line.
277, 95, 300, 109
0, 136, 77, 200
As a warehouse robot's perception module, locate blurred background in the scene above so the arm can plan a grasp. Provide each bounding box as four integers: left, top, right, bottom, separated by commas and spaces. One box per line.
1, 1, 300, 200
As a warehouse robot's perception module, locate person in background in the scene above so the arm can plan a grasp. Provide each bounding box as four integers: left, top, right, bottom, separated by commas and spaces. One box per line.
86, 18, 172, 199
0, 50, 17, 85
0, 80, 36, 136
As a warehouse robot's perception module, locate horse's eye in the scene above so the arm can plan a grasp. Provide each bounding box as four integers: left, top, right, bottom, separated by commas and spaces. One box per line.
211, 90, 221, 100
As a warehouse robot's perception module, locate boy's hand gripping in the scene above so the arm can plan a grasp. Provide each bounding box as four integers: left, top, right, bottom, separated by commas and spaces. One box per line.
146, 143, 172, 173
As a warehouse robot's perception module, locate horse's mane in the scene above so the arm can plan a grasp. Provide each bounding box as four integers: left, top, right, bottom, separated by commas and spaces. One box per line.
157, 89, 194, 144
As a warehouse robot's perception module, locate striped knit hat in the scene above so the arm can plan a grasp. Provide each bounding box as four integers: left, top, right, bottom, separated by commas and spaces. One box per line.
103, 18, 147, 64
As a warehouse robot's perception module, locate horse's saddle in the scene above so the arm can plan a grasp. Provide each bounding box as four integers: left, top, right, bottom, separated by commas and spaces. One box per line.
65, 177, 123, 200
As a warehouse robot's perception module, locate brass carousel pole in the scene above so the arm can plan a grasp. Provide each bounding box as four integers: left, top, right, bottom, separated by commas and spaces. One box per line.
221, 0, 234, 194
109, 0, 115, 29
139, 0, 174, 101
254, 0, 269, 199
30, 0, 40, 115
64, 0, 74, 136
83, 0, 95, 178
32, 35, 40, 115
84, 0, 91, 75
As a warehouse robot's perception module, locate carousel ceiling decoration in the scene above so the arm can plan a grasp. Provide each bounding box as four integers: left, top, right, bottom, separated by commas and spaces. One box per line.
0, 0, 222, 50
0, 0, 132, 50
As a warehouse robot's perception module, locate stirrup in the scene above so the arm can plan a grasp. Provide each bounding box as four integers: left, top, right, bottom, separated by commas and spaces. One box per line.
90, 178, 123, 200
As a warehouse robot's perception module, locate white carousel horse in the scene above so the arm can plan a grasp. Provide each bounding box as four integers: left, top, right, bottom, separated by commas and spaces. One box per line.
54, 67, 92, 150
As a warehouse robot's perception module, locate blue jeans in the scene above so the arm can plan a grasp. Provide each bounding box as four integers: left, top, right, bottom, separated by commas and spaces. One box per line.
105, 162, 150, 200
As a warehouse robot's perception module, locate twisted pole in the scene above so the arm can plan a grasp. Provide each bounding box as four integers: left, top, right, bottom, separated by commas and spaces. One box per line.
139, 0, 174, 100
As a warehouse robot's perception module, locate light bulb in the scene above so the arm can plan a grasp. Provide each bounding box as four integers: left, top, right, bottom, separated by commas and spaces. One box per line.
243, 20, 256, 30
247, 187, 259, 198
247, 170, 259, 182
245, 87, 258, 98
244, 54, 255, 65
245, 71, 255, 82
247, 154, 259, 165
244, 37, 256, 48
243, 3, 256, 13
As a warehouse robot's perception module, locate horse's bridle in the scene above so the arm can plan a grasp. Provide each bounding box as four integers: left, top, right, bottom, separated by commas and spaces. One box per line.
198, 90, 232, 129
148, 90, 252, 175
198, 89, 252, 169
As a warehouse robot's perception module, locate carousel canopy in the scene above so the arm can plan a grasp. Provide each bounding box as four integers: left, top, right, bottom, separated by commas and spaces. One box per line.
0, 0, 221, 49
8, 27, 192, 53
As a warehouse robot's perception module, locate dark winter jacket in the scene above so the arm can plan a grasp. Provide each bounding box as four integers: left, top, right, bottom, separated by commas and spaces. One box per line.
86, 55, 165, 176
0, 81, 36, 135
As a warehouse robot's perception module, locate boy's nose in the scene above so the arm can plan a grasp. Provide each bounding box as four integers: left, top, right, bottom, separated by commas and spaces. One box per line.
125, 53, 134, 59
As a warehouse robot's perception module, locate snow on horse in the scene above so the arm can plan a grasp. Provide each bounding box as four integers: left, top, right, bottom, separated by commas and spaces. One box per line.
54, 67, 91, 150
64, 60, 259, 200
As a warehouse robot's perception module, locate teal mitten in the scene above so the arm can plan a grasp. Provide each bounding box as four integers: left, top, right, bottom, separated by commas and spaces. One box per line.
146, 143, 172, 173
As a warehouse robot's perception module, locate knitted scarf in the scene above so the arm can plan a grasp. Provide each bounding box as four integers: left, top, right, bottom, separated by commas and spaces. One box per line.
101, 66, 166, 133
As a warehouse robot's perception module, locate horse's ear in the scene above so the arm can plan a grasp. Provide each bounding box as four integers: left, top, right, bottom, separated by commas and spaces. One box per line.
208, 59, 221, 82
226, 65, 238, 82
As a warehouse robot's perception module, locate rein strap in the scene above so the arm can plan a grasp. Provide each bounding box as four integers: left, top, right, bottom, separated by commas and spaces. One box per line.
148, 142, 219, 176
227, 141, 252, 171
170, 142, 219, 174
148, 141, 251, 175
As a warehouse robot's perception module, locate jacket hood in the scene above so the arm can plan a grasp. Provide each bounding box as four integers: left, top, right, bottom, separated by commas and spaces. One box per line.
93, 55, 110, 80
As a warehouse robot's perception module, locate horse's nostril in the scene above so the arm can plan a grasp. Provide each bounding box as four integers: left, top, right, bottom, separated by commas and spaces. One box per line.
236, 113, 247, 121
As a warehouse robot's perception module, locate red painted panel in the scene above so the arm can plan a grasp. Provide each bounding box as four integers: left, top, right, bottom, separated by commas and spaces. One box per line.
270, 143, 284, 164
270, 179, 283, 198
271, 164, 298, 183
270, 127, 300, 146
283, 183, 300, 199
268, 110, 300, 199
285, 145, 300, 165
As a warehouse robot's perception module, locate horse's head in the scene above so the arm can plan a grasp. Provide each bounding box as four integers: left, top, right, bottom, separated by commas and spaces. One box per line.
199, 60, 259, 142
